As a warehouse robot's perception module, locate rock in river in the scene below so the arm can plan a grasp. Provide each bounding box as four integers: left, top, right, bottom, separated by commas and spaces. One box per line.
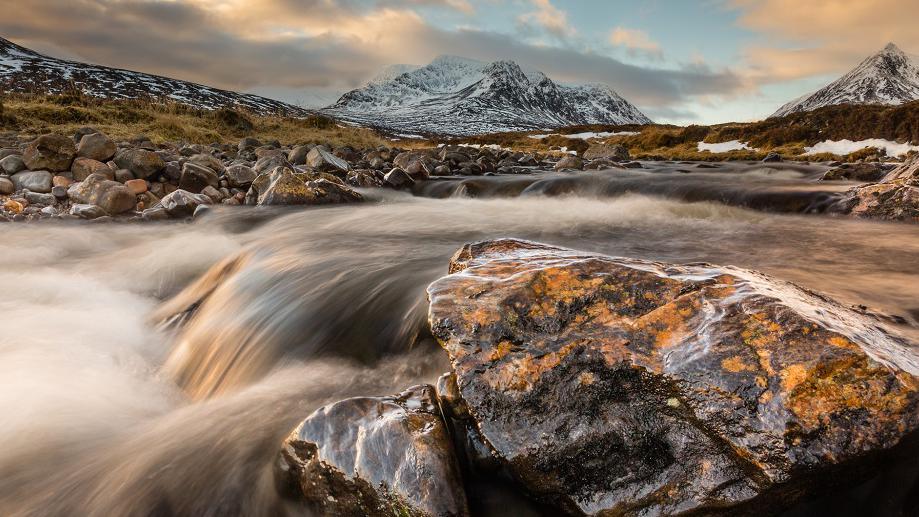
278, 384, 468, 517
67, 173, 136, 214
426, 239, 919, 516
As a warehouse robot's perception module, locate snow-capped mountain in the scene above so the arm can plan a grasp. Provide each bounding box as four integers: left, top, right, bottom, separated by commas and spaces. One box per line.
771, 43, 919, 118
0, 37, 310, 117
322, 55, 651, 136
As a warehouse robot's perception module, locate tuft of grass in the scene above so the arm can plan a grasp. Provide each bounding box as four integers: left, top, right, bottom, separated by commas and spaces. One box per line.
0, 92, 402, 148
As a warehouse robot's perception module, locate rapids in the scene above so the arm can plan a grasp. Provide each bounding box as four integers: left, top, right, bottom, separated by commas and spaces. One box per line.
1, 163, 918, 516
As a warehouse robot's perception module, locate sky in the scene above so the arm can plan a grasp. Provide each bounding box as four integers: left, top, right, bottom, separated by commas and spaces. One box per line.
1, 0, 916, 124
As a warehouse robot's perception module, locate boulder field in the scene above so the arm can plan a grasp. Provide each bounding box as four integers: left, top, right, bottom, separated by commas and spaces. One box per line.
275, 239, 919, 516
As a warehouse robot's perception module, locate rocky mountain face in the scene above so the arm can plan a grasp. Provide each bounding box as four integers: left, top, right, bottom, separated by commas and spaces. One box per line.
772, 43, 919, 117
322, 55, 652, 136
0, 37, 310, 117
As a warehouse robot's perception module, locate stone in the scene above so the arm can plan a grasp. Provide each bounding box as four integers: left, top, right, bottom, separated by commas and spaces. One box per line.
51, 186, 68, 199
69, 203, 108, 220
3, 199, 24, 214
821, 162, 889, 182
288, 145, 312, 165
247, 167, 320, 206
124, 179, 148, 195
0, 176, 13, 195
52, 175, 73, 188
762, 151, 783, 163
11, 171, 53, 193
114, 169, 134, 183
306, 147, 350, 174
23, 134, 76, 172
309, 179, 363, 204
186, 153, 225, 175
346, 170, 383, 188
72, 157, 113, 181
0, 154, 26, 175
393, 150, 435, 179
427, 239, 919, 516
72, 127, 99, 143
67, 174, 137, 215
113, 149, 165, 179
583, 143, 630, 161
383, 168, 414, 189
554, 155, 584, 170
178, 162, 219, 193
833, 156, 919, 221
201, 185, 223, 202
24, 191, 57, 206
193, 204, 211, 219
254, 153, 289, 174
238, 137, 261, 152
278, 385, 468, 517
77, 132, 117, 162
225, 164, 256, 188
158, 189, 213, 218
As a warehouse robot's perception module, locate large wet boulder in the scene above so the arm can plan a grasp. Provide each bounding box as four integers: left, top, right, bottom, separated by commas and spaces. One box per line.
821, 162, 889, 182
67, 173, 136, 214
23, 134, 76, 172
427, 239, 919, 516
157, 189, 213, 218
246, 167, 363, 206
834, 156, 919, 221
113, 149, 165, 179
278, 385, 469, 517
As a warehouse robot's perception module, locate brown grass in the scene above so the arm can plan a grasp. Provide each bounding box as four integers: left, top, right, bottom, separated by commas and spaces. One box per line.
0, 92, 404, 148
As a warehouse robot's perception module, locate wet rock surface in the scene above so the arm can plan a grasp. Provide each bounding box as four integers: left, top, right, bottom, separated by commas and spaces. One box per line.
426, 239, 919, 516
278, 385, 468, 517
835, 156, 919, 221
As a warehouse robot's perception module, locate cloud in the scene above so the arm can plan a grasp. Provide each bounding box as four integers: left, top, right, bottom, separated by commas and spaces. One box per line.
517, 0, 576, 38
0, 0, 749, 116
608, 27, 663, 59
728, 0, 919, 82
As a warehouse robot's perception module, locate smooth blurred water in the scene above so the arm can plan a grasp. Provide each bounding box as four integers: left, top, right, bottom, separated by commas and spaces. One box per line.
1, 164, 917, 516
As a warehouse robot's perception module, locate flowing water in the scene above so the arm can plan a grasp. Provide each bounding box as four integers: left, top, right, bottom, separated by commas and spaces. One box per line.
1, 163, 918, 516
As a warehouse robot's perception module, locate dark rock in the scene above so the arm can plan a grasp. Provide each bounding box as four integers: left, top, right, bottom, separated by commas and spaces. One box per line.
113, 149, 165, 179
24, 191, 56, 205
77, 132, 117, 162
310, 178, 364, 204
114, 169, 134, 183
179, 162, 219, 193
0, 176, 13, 195
158, 189, 213, 217
51, 185, 68, 199
238, 137, 261, 152
186, 153, 225, 175
383, 168, 414, 189
11, 170, 53, 193
67, 173, 136, 214
427, 239, 919, 516
821, 162, 889, 182
433, 164, 452, 176
278, 385, 468, 517
69, 203, 107, 219
762, 152, 782, 163
346, 169, 384, 188
23, 134, 76, 172
254, 153, 289, 174
248, 167, 363, 206
72, 127, 99, 144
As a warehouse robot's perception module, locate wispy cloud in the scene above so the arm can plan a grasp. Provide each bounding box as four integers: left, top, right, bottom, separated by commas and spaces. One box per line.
608, 27, 663, 59
517, 0, 576, 38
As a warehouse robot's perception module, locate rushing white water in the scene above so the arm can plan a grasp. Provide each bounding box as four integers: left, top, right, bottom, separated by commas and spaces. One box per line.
1, 178, 918, 515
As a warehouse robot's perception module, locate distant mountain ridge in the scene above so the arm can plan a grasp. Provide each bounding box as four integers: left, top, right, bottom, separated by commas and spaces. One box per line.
322, 55, 652, 136
0, 36, 310, 117
772, 43, 919, 117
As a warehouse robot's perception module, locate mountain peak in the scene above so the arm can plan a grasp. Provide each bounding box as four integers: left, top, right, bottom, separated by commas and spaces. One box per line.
324, 54, 650, 136
771, 43, 919, 117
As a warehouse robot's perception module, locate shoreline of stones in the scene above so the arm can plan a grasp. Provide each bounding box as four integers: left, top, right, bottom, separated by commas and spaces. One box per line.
0, 128, 645, 223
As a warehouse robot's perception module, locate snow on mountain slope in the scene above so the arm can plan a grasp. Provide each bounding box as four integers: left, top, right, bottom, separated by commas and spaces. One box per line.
771, 43, 919, 118
0, 37, 310, 117
322, 55, 651, 136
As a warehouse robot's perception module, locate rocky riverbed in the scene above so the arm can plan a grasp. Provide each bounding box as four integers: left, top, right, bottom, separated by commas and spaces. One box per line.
2, 129, 917, 223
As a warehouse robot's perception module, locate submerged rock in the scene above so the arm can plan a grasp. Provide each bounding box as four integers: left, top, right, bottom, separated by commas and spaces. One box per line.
278, 385, 469, 517
427, 239, 919, 516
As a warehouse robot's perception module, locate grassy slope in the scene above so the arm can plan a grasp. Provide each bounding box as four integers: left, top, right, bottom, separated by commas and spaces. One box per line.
0, 93, 398, 148
458, 101, 919, 161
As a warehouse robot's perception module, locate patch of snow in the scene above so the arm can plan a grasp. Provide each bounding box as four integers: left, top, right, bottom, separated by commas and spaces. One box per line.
528, 131, 639, 140
697, 140, 755, 153
804, 138, 919, 157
